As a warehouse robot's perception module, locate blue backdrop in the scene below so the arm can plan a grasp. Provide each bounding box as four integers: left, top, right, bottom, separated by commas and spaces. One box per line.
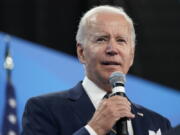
0, 32, 179, 133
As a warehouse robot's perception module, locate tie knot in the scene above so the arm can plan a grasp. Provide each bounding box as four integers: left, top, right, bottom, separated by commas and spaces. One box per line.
103, 92, 111, 99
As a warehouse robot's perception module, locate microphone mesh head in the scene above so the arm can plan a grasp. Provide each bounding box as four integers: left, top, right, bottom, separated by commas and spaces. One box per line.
109, 72, 126, 87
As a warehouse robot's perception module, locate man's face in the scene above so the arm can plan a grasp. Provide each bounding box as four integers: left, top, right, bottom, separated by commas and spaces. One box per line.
77, 12, 134, 90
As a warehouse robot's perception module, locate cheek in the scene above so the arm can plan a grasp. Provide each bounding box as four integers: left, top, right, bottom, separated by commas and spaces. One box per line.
121, 49, 133, 63
83, 44, 107, 68
85, 45, 101, 59
83, 48, 97, 65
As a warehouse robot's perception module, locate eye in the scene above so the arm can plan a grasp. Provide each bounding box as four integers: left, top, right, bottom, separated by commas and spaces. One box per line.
95, 37, 108, 43
117, 38, 126, 43
96, 37, 107, 42
116, 38, 127, 45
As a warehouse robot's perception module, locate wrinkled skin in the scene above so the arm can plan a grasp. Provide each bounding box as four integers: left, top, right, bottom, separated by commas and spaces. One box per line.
77, 12, 134, 92
77, 12, 135, 135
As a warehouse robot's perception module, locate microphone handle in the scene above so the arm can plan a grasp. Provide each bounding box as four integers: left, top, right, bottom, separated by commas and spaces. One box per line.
115, 92, 129, 135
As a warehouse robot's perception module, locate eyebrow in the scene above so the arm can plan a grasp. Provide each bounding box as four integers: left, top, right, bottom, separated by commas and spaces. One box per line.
96, 35, 109, 38
116, 35, 128, 40
90, 32, 109, 37
89, 32, 129, 40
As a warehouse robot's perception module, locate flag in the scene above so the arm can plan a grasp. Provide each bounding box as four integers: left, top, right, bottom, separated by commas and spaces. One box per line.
2, 35, 20, 135
2, 80, 20, 135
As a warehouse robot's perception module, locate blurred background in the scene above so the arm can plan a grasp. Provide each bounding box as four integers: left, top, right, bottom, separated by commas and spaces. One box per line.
0, 0, 180, 134
1, 0, 180, 91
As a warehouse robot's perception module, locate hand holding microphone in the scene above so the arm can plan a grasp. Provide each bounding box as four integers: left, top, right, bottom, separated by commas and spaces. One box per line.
109, 72, 132, 135
88, 72, 134, 135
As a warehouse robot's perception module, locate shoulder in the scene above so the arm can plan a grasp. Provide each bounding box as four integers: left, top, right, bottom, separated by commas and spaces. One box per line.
25, 81, 83, 109
24, 90, 70, 114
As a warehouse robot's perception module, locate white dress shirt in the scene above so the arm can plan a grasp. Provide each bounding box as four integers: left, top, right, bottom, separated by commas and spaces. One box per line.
82, 76, 134, 135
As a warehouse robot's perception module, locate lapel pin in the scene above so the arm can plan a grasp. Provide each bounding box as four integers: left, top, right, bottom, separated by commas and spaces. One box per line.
137, 112, 144, 117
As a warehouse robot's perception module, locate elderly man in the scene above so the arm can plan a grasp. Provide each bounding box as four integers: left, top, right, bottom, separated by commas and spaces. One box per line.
22, 5, 171, 135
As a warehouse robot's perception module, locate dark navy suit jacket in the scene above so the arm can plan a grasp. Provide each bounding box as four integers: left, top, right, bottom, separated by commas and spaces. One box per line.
22, 82, 171, 135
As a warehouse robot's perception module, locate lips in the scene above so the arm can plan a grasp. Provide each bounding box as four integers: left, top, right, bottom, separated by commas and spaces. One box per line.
101, 61, 121, 66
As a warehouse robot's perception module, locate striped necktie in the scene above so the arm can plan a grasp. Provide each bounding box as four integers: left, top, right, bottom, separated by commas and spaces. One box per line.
103, 93, 117, 135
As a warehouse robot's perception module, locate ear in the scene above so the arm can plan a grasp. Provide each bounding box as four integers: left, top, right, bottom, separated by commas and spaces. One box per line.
76, 43, 86, 64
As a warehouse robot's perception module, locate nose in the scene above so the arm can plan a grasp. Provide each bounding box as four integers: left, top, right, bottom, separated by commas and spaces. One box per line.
105, 40, 118, 56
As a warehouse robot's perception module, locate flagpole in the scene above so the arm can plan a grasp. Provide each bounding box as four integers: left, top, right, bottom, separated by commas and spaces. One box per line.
4, 35, 14, 81
2, 35, 20, 135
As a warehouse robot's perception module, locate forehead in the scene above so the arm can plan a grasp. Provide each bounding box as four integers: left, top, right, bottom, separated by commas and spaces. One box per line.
87, 12, 131, 36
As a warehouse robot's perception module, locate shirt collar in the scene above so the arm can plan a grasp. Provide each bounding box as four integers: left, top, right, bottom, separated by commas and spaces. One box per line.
82, 76, 107, 109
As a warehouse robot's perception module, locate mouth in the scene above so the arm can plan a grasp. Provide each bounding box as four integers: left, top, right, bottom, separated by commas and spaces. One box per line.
101, 61, 121, 66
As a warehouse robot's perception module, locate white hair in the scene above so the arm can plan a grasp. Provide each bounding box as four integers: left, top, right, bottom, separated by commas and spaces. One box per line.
76, 5, 136, 47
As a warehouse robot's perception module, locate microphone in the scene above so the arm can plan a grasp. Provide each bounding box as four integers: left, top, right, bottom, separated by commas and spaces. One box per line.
109, 72, 128, 135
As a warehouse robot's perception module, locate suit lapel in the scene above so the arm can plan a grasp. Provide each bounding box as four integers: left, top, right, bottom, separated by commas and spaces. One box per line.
67, 82, 95, 125
131, 103, 149, 135
66, 83, 152, 135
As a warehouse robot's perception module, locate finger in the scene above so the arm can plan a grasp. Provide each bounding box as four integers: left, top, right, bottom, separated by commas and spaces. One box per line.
109, 96, 131, 106
115, 106, 131, 112
116, 111, 135, 120
111, 101, 132, 111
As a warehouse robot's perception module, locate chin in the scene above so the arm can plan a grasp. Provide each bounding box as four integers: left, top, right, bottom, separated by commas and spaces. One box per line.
98, 69, 124, 83
100, 72, 113, 82
107, 70, 123, 75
